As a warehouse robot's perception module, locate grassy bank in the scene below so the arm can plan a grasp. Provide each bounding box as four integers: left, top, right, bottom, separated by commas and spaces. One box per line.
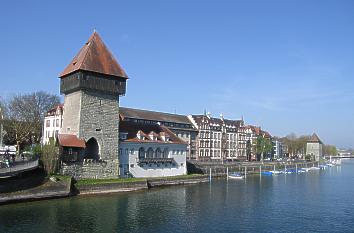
76, 177, 146, 187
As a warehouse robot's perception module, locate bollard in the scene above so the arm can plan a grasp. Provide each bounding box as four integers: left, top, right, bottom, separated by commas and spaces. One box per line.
209, 168, 212, 182
226, 167, 229, 180
260, 166, 262, 176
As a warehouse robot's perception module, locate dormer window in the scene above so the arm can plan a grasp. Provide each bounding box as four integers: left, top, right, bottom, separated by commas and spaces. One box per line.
160, 132, 170, 142
148, 131, 158, 141
137, 130, 146, 140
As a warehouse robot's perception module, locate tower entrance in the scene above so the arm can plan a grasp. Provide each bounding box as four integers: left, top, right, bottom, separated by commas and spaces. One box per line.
85, 137, 100, 160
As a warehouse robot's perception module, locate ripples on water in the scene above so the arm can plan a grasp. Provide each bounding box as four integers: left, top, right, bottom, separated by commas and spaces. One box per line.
1, 160, 354, 233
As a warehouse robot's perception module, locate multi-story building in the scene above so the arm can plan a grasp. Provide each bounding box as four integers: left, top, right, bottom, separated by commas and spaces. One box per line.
42, 104, 64, 144
119, 121, 187, 178
188, 113, 246, 161
272, 139, 283, 160
119, 107, 198, 159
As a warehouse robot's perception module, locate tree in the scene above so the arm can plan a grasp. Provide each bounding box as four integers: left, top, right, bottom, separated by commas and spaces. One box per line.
256, 136, 273, 161
323, 145, 337, 156
41, 138, 59, 174
3, 91, 60, 152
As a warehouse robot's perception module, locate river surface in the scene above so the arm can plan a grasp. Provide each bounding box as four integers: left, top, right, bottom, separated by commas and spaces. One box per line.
1, 160, 354, 233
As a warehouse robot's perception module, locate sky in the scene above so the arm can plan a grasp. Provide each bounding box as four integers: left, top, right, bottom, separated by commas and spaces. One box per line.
0, 0, 353, 148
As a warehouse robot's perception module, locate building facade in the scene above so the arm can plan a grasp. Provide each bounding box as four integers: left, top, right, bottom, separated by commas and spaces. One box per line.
120, 107, 198, 160
188, 114, 246, 161
306, 133, 323, 161
119, 121, 187, 178
42, 104, 63, 145
58, 32, 127, 179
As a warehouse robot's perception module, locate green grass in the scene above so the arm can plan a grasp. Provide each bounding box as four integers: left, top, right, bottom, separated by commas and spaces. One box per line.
76, 177, 146, 186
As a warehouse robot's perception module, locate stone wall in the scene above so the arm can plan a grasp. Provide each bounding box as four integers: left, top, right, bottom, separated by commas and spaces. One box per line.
79, 90, 120, 162
61, 160, 119, 179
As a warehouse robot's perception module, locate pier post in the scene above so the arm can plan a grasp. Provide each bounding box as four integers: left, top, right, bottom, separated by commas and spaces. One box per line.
226, 167, 229, 180
209, 168, 212, 182
245, 166, 247, 179
285, 165, 287, 174
296, 164, 298, 173
274, 165, 276, 173
260, 166, 262, 176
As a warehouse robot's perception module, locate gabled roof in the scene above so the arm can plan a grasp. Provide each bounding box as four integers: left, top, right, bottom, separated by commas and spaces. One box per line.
59, 32, 128, 79
58, 134, 86, 148
308, 133, 323, 144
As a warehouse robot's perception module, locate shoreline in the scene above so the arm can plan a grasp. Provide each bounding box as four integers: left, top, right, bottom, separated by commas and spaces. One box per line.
0, 161, 333, 205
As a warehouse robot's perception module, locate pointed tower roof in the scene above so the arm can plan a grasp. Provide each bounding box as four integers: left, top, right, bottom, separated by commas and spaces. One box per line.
308, 133, 323, 144
59, 32, 128, 79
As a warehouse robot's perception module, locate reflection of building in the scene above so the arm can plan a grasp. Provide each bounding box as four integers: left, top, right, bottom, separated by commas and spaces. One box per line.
42, 104, 63, 144
58, 32, 127, 179
120, 107, 198, 159
119, 121, 187, 177
188, 113, 246, 161
306, 133, 323, 161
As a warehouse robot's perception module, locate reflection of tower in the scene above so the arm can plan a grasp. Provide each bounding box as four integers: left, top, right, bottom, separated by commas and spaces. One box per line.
59, 32, 127, 173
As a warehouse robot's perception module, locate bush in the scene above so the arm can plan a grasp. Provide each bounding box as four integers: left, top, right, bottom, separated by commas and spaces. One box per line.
41, 138, 59, 175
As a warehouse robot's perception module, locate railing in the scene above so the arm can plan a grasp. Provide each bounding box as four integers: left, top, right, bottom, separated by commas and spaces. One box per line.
0, 159, 39, 177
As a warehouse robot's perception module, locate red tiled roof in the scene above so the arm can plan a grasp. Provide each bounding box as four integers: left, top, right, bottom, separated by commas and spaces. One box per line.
308, 133, 323, 144
119, 121, 186, 144
59, 32, 128, 79
58, 134, 86, 148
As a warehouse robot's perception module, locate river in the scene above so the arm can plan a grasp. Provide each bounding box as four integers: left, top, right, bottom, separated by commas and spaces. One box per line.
1, 160, 354, 233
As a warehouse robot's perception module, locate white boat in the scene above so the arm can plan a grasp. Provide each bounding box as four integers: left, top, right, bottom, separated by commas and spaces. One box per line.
309, 166, 320, 171
270, 170, 283, 175
228, 172, 244, 179
332, 159, 342, 165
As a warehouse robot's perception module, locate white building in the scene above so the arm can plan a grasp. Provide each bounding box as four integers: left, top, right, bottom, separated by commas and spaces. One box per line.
119, 121, 187, 178
42, 104, 64, 145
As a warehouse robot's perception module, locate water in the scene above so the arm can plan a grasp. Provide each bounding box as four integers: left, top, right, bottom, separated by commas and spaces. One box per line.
1, 160, 354, 233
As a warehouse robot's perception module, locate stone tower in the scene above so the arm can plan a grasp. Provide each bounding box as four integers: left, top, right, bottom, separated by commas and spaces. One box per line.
59, 32, 127, 178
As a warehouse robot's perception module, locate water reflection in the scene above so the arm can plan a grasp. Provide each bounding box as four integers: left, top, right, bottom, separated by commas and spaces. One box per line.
1, 160, 354, 233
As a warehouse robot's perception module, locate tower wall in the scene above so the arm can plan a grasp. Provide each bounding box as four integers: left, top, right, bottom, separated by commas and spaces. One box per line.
61, 91, 82, 135
79, 90, 119, 161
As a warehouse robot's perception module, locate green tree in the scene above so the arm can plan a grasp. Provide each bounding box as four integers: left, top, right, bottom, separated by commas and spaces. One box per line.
256, 136, 273, 161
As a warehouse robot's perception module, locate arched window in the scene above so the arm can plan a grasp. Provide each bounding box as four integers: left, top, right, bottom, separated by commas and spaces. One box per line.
138, 147, 145, 160
146, 148, 154, 158
163, 148, 169, 158
155, 148, 162, 158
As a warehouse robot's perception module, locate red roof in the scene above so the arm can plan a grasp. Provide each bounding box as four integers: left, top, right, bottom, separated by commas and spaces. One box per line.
308, 133, 323, 144
58, 134, 86, 148
59, 32, 128, 79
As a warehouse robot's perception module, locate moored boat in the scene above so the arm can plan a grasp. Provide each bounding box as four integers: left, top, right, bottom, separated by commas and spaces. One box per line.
228, 172, 244, 179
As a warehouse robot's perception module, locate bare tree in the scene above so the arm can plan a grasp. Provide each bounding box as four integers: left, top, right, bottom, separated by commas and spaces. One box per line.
4, 91, 60, 152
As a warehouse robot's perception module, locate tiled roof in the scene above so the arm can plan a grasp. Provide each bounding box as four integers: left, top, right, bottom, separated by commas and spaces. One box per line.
119, 121, 186, 144
191, 115, 243, 129
308, 133, 323, 144
59, 32, 128, 79
120, 107, 192, 125
58, 134, 86, 148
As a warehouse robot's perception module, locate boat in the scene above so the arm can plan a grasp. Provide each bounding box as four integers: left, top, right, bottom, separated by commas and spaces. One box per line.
319, 165, 327, 170
297, 169, 306, 173
228, 172, 244, 179
270, 170, 283, 175
332, 159, 342, 165
261, 171, 273, 176
309, 166, 320, 171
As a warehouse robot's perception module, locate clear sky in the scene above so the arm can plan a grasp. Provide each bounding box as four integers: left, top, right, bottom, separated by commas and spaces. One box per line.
1, 0, 353, 148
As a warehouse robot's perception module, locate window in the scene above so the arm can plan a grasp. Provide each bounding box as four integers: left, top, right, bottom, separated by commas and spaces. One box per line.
56, 119, 59, 127
53, 120, 55, 127
46, 120, 50, 127
68, 148, 73, 155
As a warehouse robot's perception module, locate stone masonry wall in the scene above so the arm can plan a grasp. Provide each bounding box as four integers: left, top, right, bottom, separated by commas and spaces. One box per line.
79, 90, 120, 162
61, 160, 119, 179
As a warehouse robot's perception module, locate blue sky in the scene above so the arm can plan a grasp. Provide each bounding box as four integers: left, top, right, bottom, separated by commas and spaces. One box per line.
1, 0, 353, 148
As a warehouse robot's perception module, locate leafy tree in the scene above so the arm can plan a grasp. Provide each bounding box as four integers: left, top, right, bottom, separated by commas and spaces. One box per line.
323, 145, 337, 156
256, 136, 273, 161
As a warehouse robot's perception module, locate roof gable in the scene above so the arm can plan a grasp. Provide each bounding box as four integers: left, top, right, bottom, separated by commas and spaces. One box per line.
59, 32, 128, 79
